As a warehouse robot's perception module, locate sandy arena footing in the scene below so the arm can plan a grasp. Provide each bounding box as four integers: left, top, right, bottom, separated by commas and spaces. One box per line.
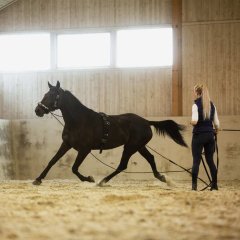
0, 179, 239, 240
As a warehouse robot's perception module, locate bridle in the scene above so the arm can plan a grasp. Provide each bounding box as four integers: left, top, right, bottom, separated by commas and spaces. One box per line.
38, 93, 60, 113
37, 102, 50, 112
37, 92, 64, 126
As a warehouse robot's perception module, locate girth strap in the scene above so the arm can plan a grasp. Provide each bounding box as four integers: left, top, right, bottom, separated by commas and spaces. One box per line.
99, 112, 110, 154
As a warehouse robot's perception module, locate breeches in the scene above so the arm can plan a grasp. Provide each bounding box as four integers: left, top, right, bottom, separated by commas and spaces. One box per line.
191, 132, 217, 183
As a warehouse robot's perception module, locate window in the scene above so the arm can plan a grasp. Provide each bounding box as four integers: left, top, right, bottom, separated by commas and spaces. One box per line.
57, 33, 111, 69
0, 27, 173, 72
116, 28, 172, 67
0, 33, 50, 72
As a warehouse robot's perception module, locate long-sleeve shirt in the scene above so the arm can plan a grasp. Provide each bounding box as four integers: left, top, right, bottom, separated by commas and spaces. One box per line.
192, 103, 220, 129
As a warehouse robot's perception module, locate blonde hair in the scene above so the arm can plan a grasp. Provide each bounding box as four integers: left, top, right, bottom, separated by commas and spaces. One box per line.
194, 83, 211, 120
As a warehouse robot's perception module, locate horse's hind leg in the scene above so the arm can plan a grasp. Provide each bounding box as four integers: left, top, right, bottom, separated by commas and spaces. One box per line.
98, 147, 136, 186
72, 149, 95, 183
138, 146, 166, 183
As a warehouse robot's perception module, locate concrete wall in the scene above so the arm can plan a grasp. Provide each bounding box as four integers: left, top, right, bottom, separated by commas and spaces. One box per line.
0, 116, 240, 181
0, 120, 14, 179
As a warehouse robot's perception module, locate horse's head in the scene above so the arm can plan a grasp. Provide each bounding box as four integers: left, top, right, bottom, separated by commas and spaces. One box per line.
35, 81, 63, 117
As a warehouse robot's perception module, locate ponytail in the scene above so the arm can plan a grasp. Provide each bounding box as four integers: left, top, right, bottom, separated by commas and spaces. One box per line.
194, 83, 211, 120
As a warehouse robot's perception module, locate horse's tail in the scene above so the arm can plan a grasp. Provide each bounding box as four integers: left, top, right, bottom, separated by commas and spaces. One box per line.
149, 120, 188, 147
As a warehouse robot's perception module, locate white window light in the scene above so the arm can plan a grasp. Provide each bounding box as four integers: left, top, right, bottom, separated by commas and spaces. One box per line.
57, 33, 111, 69
116, 28, 173, 68
0, 33, 50, 72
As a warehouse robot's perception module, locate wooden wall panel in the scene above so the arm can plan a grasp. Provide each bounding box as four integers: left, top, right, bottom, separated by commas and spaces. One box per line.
182, 23, 240, 116
0, 69, 172, 119
0, 0, 172, 119
0, 0, 172, 31
183, 0, 240, 22
182, 0, 240, 116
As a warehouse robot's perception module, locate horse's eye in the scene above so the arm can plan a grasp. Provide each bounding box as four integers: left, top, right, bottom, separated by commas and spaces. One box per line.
49, 89, 58, 95
48, 91, 55, 96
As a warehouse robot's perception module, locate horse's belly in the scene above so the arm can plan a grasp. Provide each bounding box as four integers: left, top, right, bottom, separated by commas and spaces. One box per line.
91, 141, 124, 151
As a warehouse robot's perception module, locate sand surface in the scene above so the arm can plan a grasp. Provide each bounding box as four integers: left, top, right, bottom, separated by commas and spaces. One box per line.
0, 179, 239, 240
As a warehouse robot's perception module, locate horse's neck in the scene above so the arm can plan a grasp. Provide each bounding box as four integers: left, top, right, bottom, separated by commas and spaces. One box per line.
60, 91, 93, 125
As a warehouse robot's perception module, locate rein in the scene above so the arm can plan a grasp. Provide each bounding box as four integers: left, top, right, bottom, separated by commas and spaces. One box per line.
221, 129, 240, 131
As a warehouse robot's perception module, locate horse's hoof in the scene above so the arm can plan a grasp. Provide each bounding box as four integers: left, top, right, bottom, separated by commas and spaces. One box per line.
97, 180, 105, 187
160, 175, 166, 183
87, 176, 95, 183
32, 179, 42, 185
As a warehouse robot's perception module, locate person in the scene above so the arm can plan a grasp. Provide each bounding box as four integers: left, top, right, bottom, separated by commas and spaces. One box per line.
190, 83, 220, 191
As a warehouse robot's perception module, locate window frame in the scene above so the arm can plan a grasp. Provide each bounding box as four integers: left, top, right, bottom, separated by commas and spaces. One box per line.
0, 25, 172, 73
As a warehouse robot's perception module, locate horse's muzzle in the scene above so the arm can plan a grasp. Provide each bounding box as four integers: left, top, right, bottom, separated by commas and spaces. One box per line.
35, 105, 45, 117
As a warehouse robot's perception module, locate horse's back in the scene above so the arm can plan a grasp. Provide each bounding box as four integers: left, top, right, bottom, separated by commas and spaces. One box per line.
110, 113, 153, 145
111, 113, 149, 126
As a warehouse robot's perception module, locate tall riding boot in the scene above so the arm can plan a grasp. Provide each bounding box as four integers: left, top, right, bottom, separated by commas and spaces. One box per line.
210, 173, 218, 191
210, 181, 218, 191
210, 183, 218, 191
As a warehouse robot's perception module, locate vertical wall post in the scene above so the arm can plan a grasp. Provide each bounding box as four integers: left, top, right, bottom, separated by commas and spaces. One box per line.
172, 0, 182, 116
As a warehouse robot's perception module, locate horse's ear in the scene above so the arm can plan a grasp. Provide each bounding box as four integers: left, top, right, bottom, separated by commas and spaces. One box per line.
56, 81, 60, 89
48, 82, 53, 89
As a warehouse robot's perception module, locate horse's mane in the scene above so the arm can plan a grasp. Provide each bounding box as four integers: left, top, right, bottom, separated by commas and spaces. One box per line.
62, 90, 94, 120
64, 90, 83, 106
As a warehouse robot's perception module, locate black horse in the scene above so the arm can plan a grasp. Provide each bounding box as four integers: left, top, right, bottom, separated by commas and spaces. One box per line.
33, 81, 187, 186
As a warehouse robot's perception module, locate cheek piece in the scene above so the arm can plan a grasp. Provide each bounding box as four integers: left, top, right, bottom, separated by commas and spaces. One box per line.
38, 94, 60, 112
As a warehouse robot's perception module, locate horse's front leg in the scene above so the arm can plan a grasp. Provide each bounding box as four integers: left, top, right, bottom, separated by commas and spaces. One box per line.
32, 142, 71, 185
72, 149, 95, 183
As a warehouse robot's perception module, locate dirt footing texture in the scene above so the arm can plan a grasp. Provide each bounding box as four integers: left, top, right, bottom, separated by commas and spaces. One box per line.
0, 179, 239, 240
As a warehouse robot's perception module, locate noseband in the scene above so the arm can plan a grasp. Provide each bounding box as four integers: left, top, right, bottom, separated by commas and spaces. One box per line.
38, 94, 60, 113
37, 102, 49, 112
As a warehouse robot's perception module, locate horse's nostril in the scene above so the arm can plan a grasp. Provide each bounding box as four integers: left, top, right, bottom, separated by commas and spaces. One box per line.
35, 106, 44, 117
